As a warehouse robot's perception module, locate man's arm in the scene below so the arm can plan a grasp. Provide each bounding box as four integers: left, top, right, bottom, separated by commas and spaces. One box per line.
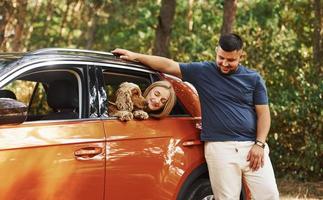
247, 104, 271, 171
255, 104, 271, 143
112, 48, 182, 79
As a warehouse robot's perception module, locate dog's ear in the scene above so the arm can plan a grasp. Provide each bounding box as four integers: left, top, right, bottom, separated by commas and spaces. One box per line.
115, 89, 134, 111
131, 88, 141, 96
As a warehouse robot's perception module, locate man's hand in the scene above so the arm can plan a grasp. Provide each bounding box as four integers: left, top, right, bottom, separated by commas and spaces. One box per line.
247, 145, 264, 171
112, 48, 138, 61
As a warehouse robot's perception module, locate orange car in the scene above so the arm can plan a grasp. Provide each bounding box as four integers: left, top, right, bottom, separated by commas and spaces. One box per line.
0, 48, 249, 200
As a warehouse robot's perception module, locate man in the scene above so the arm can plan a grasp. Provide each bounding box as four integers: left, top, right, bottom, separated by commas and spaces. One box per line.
112, 33, 279, 200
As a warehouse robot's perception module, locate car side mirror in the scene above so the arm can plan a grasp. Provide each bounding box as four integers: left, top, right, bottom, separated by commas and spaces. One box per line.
0, 98, 27, 125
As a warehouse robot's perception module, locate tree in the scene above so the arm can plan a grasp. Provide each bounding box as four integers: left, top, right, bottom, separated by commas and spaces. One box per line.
313, 0, 322, 70
0, 1, 14, 51
85, 1, 104, 49
187, 0, 194, 32
221, 0, 237, 35
12, 1, 28, 51
153, 0, 176, 57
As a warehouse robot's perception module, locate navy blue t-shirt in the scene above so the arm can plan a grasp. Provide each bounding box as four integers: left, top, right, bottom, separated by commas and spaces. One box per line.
180, 61, 268, 141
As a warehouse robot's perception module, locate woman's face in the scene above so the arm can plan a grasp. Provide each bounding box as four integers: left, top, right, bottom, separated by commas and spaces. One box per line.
146, 86, 170, 111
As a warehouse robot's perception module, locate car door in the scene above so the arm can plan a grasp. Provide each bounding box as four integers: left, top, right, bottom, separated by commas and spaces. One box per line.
98, 66, 204, 200
0, 64, 106, 200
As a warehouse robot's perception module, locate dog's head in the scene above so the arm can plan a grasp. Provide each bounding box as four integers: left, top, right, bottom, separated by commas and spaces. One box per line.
115, 82, 147, 111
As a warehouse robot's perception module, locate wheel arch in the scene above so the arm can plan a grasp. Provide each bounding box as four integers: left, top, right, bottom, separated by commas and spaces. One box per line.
176, 163, 209, 200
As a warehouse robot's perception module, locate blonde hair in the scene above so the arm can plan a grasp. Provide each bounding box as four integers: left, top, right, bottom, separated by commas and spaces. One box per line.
143, 80, 176, 118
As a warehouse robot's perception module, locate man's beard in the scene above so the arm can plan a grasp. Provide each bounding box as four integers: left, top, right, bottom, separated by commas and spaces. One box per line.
217, 65, 237, 75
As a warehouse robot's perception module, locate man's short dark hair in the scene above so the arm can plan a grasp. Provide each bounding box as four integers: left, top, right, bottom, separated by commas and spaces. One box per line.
219, 33, 243, 52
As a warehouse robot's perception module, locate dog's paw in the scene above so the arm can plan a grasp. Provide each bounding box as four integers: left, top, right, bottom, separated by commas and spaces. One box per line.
119, 111, 134, 121
133, 110, 149, 120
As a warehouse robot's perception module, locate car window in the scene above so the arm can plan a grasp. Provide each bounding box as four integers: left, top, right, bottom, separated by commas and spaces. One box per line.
3, 80, 36, 105
2, 66, 84, 121
28, 83, 52, 116
102, 67, 189, 117
3, 80, 52, 121
102, 69, 151, 102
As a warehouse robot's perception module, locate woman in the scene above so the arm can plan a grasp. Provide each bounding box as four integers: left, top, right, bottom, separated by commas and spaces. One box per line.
143, 80, 176, 118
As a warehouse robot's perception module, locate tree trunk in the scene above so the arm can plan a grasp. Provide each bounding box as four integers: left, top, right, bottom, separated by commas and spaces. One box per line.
25, 0, 40, 50
0, 1, 14, 51
12, 0, 28, 52
153, 0, 176, 57
86, 14, 98, 49
67, 0, 82, 46
188, 0, 194, 32
313, 0, 322, 71
221, 0, 237, 35
85, 1, 102, 49
59, 0, 73, 39
43, 0, 53, 43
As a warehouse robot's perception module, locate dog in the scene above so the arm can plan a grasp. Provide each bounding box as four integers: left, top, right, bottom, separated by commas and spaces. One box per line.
108, 82, 149, 121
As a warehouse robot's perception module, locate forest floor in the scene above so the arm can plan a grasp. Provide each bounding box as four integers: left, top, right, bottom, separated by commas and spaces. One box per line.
277, 178, 322, 199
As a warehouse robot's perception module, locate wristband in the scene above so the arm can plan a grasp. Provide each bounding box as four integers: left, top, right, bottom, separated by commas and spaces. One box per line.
254, 140, 265, 149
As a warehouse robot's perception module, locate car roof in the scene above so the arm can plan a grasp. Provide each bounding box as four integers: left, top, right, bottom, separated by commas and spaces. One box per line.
0, 48, 156, 81
1, 48, 152, 73
32, 48, 147, 67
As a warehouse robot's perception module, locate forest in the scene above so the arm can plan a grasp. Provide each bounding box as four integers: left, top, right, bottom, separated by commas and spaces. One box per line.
0, 0, 322, 184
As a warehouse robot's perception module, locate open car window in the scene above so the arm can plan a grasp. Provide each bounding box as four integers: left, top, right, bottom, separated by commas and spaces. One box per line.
101, 67, 189, 117
103, 69, 151, 101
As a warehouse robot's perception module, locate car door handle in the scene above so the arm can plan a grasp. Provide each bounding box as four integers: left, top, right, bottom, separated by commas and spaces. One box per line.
74, 147, 103, 160
182, 140, 202, 147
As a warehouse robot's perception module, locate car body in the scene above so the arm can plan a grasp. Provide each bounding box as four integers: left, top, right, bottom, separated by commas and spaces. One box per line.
0, 48, 249, 200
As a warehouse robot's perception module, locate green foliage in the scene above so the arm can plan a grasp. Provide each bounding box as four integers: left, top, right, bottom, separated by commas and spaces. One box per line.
171, 0, 223, 61
98, 1, 160, 52
2, 0, 321, 181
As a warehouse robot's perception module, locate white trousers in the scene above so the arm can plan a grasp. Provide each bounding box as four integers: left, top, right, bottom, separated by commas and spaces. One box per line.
205, 141, 279, 200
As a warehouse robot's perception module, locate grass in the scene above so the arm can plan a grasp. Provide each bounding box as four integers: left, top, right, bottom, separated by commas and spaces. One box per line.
277, 178, 323, 200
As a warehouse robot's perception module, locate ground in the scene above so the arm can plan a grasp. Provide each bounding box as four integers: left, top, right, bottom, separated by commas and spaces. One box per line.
277, 178, 323, 200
